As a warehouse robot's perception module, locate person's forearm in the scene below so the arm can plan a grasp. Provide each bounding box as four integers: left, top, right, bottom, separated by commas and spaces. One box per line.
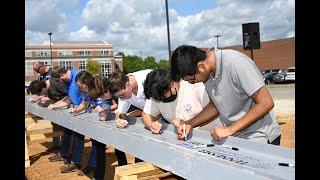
228, 101, 274, 135
111, 104, 118, 111
35, 95, 45, 101
141, 112, 156, 129
74, 101, 87, 114
126, 109, 142, 117
52, 98, 70, 108
187, 100, 219, 128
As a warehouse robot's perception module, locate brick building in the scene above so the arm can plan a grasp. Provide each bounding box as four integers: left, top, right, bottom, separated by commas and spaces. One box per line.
225, 37, 294, 72
25, 41, 123, 82
204, 37, 295, 72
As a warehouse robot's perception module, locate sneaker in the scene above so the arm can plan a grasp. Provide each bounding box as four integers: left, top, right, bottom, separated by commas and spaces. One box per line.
46, 145, 61, 152
63, 156, 71, 164
48, 153, 65, 162
60, 163, 81, 173
77, 166, 95, 176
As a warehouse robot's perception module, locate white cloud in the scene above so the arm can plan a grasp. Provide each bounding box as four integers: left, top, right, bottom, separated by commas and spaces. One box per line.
25, 0, 66, 33
26, 0, 294, 60
69, 26, 101, 40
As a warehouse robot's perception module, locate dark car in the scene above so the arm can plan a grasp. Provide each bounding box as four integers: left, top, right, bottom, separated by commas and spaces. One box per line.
272, 71, 287, 84
263, 72, 278, 84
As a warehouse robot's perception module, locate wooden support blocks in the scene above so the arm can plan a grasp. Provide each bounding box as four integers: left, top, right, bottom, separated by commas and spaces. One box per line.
25, 131, 30, 168
114, 162, 171, 180
27, 131, 63, 144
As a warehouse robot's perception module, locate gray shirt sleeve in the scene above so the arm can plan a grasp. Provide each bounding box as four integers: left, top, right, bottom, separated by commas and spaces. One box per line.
230, 57, 265, 97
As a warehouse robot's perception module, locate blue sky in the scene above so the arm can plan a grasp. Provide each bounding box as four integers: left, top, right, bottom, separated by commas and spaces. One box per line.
25, 0, 295, 60
169, 0, 216, 16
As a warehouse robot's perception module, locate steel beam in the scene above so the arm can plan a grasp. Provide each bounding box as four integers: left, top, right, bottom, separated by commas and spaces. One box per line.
25, 96, 294, 180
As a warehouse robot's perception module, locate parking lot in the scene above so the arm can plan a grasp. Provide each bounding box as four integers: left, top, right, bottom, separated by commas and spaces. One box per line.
267, 83, 295, 116
266, 83, 295, 148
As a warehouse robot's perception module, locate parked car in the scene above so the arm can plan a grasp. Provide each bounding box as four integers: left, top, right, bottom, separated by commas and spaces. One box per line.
285, 67, 295, 82
272, 71, 287, 84
263, 72, 278, 85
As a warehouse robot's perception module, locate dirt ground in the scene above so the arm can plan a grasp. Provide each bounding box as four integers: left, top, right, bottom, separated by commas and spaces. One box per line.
25, 99, 295, 179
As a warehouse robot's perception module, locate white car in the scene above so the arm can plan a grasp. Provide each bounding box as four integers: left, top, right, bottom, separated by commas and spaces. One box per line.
285, 67, 295, 81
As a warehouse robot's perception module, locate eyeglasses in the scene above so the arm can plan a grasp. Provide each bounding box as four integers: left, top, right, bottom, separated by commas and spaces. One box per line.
185, 74, 197, 84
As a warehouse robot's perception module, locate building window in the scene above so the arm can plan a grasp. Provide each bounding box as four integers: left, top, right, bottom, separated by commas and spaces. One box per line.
35, 51, 51, 57
79, 61, 87, 70
25, 62, 33, 76
57, 51, 72, 56
25, 51, 32, 57
99, 60, 111, 77
97, 51, 110, 56
79, 51, 91, 56
59, 61, 73, 70
43, 60, 52, 68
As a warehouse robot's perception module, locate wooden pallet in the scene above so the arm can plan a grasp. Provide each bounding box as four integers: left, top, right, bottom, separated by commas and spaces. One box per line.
25, 112, 62, 168
114, 162, 173, 180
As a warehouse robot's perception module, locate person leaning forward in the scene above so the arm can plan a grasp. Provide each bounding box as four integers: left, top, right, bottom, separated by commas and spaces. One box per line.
170, 45, 281, 145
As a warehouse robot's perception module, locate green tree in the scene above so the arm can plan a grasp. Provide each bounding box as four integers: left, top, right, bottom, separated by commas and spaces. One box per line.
158, 59, 170, 70
86, 59, 102, 76
123, 55, 144, 73
143, 56, 158, 69
116, 52, 125, 57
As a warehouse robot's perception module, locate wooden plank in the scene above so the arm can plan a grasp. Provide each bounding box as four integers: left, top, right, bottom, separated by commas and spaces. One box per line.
27, 120, 53, 132
27, 131, 63, 144
25, 131, 30, 168
114, 162, 157, 180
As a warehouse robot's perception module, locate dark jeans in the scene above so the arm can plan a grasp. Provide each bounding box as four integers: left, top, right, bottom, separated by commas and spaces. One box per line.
59, 128, 84, 164
87, 140, 128, 168
87, 139, 127, 180
268, 135, 281, 146
52, 123, 64, 147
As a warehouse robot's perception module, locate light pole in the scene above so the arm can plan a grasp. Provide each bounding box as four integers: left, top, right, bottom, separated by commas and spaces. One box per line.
214, 35, 221, 48
165, 0, 172, 59
48, 32, 53, 67
140, 51, 142, 58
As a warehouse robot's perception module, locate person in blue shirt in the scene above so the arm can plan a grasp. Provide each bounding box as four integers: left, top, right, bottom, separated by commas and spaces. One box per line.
47, 67, 90, 173
77, 75, 127, 180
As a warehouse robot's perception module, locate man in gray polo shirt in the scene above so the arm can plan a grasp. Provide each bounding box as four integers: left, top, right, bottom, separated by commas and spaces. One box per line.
170, 45, 281, 145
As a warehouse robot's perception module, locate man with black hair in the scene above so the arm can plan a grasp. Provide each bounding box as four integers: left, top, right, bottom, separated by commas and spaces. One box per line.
28, 78, 67, 106
27, 75, 67, 150
170, 45, 281, 145
142, 69, 220, 134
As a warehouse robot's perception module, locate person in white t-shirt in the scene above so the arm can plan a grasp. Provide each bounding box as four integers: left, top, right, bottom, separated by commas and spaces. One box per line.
142, 69, 221, 134
108, 69, 152, 128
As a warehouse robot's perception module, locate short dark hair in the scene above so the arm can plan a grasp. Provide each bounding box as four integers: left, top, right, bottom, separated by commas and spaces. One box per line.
143, 69, 171, 101
89, 75, 109, 99
28, 80, 46, 95
75, 71, 94, 88
108, 71, 129, 94
50, 70, 60, 79
170, 45, 207, 81
52, 66, 67, 75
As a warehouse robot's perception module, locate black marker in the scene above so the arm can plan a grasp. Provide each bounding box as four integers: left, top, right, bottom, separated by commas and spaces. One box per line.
278, 163, 294, 167
221, 145, 239, 151
192, 144, 215, 148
